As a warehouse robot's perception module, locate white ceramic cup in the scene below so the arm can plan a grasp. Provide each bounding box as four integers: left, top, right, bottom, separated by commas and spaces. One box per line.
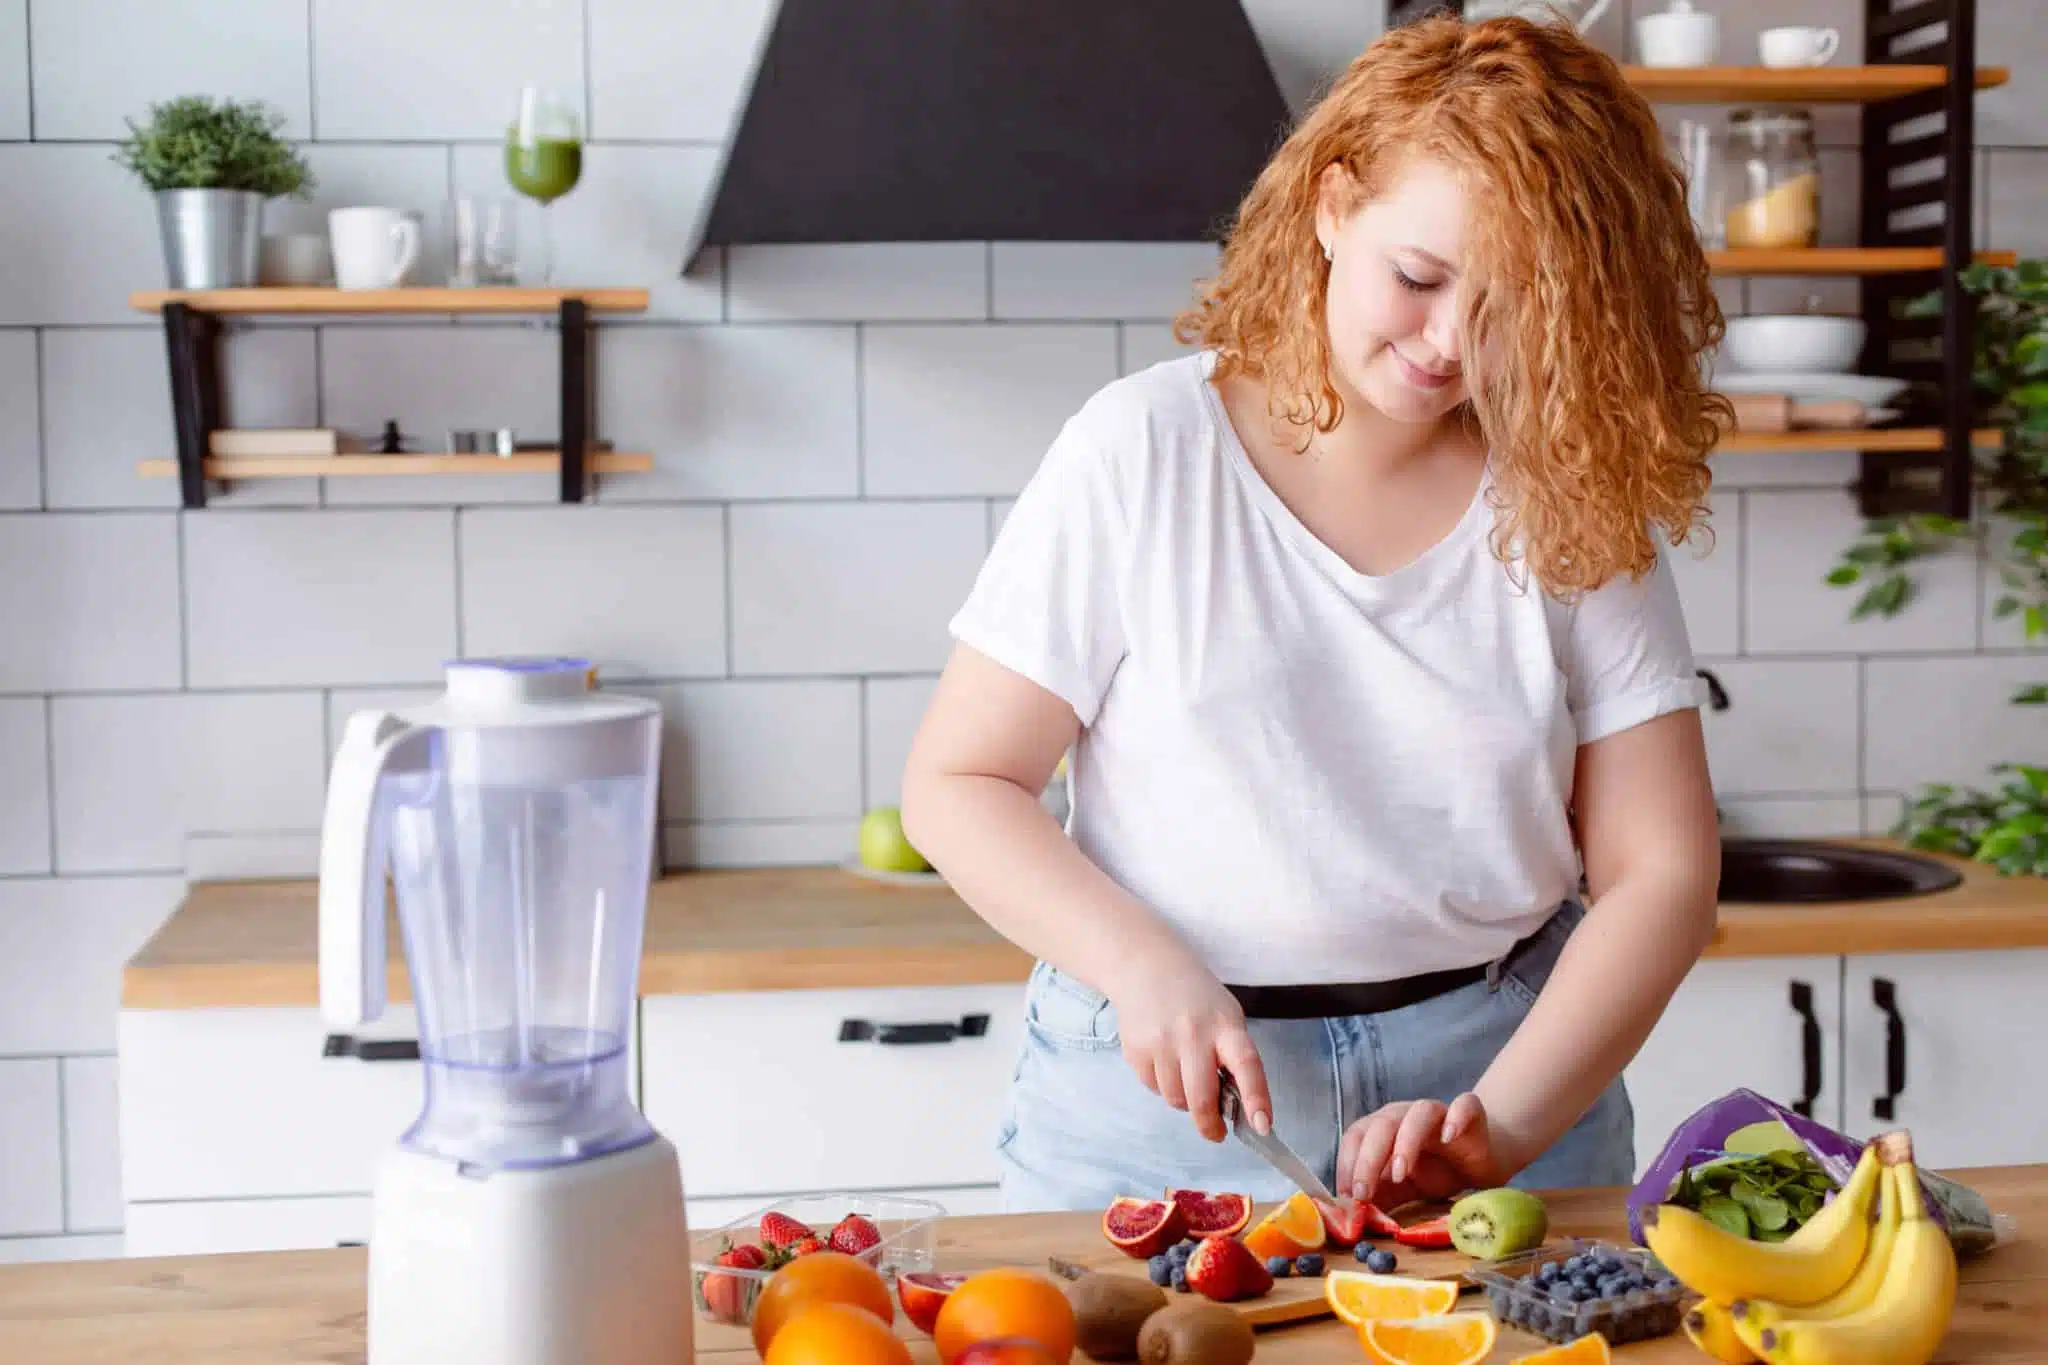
328, 207, 422, 290
258, 233, 332, 286
1759, 25, 1841, 67
1637, 8, 1719, 67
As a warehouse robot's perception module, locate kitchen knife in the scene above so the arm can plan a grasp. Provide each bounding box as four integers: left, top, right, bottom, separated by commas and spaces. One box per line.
1218, 1070, 1340, 1206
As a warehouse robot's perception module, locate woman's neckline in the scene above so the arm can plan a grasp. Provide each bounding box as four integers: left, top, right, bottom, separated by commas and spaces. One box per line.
1192, 351, 1492, 597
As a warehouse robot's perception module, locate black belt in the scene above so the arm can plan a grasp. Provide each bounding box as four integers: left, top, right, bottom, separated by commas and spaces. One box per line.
1224, 961, 1490, 1020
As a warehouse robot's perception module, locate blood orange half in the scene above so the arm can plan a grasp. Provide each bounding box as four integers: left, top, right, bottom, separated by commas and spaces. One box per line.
1101, 1195, 1188, 1258
896, 1270, 970, 1336
1166, 1188, 1253, 1238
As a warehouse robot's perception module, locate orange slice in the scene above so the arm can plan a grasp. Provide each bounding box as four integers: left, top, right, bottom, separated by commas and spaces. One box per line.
1242, 1191, 1325, 1260
1512, 1333, 1611, 1365
1322, 1270, 1459, 1327
1357, 1311, 1498, 1365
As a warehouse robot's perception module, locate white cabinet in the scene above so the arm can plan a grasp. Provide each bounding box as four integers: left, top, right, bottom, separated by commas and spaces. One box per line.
1624, 956, 1844, 1179
122, 1196, 374, 1258
1842, 951, 2048, 1168
640, 983, 1025, 1212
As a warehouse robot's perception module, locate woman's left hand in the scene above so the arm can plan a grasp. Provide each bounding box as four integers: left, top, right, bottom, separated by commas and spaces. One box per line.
1337, 1092, 1509, 1207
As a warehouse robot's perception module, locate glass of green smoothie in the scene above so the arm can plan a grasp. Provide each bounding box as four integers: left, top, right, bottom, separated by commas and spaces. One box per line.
505, 85, 583, 284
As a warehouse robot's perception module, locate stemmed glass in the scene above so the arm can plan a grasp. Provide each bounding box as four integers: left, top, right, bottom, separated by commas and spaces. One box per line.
504, 86, 583, 285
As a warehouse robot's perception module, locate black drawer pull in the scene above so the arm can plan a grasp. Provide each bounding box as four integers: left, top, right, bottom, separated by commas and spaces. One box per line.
1789, 980, 1822, 1118
839, 1013, 990, 1045
1874, 977, 1907, 1121
337, 1240, 365, 1248
323, 1033, 420, 1062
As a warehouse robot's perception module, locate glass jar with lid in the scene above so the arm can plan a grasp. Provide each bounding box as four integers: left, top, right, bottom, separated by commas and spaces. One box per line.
1721, 108, 1820, 250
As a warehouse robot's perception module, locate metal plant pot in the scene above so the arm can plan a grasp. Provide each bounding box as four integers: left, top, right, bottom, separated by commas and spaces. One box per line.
155, 188, 265, 289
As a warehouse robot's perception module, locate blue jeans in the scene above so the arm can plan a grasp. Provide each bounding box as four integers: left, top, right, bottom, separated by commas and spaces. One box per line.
993, 900, 1635, 1212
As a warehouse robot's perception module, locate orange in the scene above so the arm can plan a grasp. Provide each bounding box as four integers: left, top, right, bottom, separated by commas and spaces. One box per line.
749, 1250, 896, 1355
1357, 1311, 1498, 1365
1511, 1333, 1611, 1365
762, 1301, 913, 1365
1242, 1191, 1326, 1260
1323, 1270, 1460, 1327
932, 1267, 1077, 1364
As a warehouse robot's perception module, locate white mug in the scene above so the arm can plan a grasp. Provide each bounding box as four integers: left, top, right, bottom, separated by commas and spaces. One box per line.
1759, 25, 1840, 67
1637, 1, 1719, 68
259, 233, 331, 286
329, 207, 422, 290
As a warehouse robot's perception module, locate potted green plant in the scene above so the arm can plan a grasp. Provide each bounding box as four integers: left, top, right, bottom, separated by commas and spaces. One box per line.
1825, 259, 2048, 873
113, 96, 315, 289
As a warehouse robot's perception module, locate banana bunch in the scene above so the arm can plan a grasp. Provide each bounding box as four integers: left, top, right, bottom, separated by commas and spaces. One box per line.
1645, 1131, 1958, 1365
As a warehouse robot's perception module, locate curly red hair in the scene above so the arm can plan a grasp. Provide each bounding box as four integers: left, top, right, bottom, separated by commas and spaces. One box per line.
1175, 14, 1728, 598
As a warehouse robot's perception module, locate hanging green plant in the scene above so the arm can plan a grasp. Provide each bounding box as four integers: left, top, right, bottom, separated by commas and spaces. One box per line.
1824, 259, 2048, 872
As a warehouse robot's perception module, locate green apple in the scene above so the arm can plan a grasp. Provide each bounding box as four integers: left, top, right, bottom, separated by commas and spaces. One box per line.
858, 805, 931, 874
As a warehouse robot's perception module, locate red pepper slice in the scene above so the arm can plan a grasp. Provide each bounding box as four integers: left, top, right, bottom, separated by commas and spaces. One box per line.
1393, 1215, 1453, 1249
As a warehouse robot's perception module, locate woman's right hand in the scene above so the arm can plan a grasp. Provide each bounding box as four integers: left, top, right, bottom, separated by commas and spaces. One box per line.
1109, 951, 1273, 1143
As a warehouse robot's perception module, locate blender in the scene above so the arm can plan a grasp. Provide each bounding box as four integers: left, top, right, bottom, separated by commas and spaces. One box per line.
318, 657, 691, 1365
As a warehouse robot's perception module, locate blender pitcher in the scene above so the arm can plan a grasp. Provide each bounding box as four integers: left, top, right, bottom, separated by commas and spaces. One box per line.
318, 657, 690, 1365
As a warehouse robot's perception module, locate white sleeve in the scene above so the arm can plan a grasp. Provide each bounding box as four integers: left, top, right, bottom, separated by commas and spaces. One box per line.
946, 416, 1129, 726
1561, 545, 1711, 745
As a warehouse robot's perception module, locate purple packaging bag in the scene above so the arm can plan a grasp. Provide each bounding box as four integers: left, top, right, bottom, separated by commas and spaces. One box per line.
1623, 1088, 1999, 1254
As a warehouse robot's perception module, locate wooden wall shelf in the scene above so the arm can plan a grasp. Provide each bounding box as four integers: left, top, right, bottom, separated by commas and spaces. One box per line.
137, 452, 655, 480
1709, 248, 2014, 275
129, 287, 650, 315
1716, 428, 2002, 453
1623, 64, 2007, 103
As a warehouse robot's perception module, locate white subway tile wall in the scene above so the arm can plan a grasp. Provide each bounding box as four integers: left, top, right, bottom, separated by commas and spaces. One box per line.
0, 0, 2041, 1260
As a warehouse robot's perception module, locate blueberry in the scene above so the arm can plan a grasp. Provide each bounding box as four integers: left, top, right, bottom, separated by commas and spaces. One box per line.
1365, 1248, 1398, 1274
1170, 1266, 1189, 1293
1354, 1242, 1375, 1262
1294, 1253, 1324, 1277
1548, 1286, 1578, 1308
1533, 1262, 1558, 1285
1147, 1254, 1172, 1286
1265, 1255, 1293, 1278
1653, 1274, 1679, 1292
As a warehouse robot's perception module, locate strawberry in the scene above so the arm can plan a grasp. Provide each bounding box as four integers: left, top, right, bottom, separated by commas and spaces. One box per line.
785, 1235, 827, 1257
759, 1211, 815, 1250
699, 1239, 766, 1324
1183, 1234, 1274, 1302
829, 1213, 882, 1258
1393, 1215, 1453, 1249
1315, 1198, 1371, 1248
1360, 1202, 1404, 1239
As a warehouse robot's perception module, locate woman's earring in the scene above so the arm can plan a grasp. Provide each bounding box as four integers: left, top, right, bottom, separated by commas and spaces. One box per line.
1322, 241, 1333, 262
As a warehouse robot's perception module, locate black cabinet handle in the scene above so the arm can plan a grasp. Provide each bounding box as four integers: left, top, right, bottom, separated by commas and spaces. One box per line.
337, 1240, 365, 1248
1874, 977, 1907, 1121
1789, 980, 1822, 1118
323, 1033, 420, 1062
839, 1013, 990, 1045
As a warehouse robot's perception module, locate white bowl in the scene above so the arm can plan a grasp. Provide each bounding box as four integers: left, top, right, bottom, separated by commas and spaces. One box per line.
1722, 315, 1867, 373
1710, 371, 1910, 408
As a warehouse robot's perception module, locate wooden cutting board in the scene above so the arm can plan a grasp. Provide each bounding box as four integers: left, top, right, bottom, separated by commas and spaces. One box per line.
1020, 1201, 1498, 1329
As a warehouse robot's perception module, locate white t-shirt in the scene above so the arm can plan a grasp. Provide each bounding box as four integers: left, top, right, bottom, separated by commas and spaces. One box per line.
947, 351, 1709, 987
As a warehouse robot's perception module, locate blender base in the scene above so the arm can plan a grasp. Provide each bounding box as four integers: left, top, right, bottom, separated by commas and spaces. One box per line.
365, 1133, 692, 1365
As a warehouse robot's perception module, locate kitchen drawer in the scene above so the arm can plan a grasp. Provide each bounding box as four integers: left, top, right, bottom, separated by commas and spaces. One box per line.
120, 1006, 426, 1202
643, 985, 1025, 1199
123, 1195, 374, 1257
119, 1005, 641, 1203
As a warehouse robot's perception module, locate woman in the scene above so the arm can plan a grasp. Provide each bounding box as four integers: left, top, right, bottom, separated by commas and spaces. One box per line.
900, 13, 1726, 1214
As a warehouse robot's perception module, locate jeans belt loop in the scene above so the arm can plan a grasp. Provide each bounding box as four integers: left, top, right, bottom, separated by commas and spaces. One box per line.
1485, 956, 1505, 992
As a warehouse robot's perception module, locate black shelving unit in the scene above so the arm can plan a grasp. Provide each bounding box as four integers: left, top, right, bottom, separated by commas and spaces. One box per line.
1384, 0, 1992, 521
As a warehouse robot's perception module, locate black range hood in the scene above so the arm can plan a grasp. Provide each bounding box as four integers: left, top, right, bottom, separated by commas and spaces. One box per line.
683, 0, 1295, 266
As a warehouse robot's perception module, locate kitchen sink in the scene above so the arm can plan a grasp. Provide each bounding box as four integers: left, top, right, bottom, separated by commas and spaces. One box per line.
1719, 838, 1962, 904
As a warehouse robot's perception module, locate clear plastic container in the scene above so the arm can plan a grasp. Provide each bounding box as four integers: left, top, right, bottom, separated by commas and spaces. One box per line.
688, 1192, 948, 1328
1468, 1237, 1690, 1345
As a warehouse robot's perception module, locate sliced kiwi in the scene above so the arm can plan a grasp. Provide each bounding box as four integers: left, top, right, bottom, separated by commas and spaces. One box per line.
1448, 1186, 1550, 1260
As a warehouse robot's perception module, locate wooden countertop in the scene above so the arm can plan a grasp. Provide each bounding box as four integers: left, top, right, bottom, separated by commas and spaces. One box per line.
121, 840, 2048, 1010
5, 1165, 2046, 1362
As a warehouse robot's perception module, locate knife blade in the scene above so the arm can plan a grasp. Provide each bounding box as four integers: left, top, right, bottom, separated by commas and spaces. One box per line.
1218, 1070, 1340, 1206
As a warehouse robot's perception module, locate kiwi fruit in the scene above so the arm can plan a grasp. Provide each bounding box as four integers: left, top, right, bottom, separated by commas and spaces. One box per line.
1448, 1186, 1550, 1260
1134, 1300, 1255, 1365
1064, 1273, 1168, 1361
